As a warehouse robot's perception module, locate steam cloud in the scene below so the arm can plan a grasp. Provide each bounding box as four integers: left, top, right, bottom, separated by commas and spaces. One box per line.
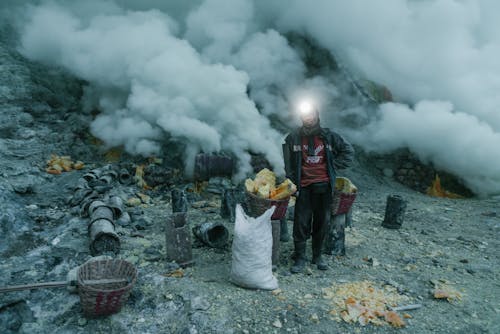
16, 0, 285, 178
258, 0, 500, 195
7, 0, 500, 195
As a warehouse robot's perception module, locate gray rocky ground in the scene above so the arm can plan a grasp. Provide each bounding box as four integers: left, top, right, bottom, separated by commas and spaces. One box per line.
0, 25, 499, 334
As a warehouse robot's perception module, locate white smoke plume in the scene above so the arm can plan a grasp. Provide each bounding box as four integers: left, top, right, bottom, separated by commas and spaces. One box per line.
184, 0, 314, 122
17, 0, 285, 178
8, 0, 500, 195
185, 0, 254, 60
348, 101, 500, 195
256, 0, 500, 196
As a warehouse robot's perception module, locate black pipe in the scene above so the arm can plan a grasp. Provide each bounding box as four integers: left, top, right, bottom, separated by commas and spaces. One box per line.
171, 189, 188, 213
194, 153, 234, 181
382, 195, 407, 229
192, 222, 228, 248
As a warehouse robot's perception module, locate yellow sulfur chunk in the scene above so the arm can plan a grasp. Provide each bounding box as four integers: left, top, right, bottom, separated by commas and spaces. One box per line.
73, 161, 85, 170
245, 178, 256, 193
257, 184, 271, 199
270, 179, 297, 200
254, 168, 276, 190
51, 163, 63, 172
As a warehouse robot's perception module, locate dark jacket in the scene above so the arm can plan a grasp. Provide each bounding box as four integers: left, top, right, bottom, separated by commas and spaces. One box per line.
282, 127, 354, 191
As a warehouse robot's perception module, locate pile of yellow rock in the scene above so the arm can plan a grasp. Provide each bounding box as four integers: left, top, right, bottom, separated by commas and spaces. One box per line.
323, 281, 409, 328
245, 168, 297, 200
46, 155, 84, 175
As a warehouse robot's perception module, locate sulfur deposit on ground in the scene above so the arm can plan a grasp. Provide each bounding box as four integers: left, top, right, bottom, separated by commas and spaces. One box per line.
323, 280, 410, 327
46, 154, 84, 175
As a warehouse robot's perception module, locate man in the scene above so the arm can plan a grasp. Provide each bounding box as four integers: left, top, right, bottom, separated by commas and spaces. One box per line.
283, 101, 354, 273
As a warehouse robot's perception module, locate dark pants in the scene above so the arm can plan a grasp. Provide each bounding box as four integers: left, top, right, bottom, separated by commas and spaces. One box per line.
293, 185, 332, 247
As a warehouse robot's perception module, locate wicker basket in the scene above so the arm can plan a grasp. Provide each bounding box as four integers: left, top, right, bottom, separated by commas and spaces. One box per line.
77, 259, 137, 317
331, 177, 357, 215
245, 191, 289, 220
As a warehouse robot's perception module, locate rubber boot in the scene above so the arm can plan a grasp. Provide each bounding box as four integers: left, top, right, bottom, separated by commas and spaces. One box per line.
280, 218, 290, 242
290, 242, 306, 274
312, 238, 328, 270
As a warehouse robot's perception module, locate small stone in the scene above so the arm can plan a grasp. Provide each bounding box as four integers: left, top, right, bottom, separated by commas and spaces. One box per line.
191, 296, 211, 311
271, 289, 283, 296
310, 313, 319, 322
366, 257, 380, 267
12, 183, 35, 194
383, 168, 394, 178
77, 318, 87, 326
127, 197, 142, 207
144, 247, 162, 261
272, 319, 282, 328
136, 192, 151, 204
134, 216, 153, 230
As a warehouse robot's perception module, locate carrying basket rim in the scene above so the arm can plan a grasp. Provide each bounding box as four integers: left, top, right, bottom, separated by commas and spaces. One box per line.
245, 190, 291, 203
77, 259, 137, 293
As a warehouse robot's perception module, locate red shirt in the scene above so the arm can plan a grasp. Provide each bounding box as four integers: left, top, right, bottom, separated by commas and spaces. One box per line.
300, 136, 330, 187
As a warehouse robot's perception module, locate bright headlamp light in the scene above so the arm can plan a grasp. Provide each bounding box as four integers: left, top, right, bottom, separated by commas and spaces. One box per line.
297, 100, 314, 117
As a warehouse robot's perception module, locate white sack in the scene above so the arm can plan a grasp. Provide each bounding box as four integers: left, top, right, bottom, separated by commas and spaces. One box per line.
230, 204, 278, 290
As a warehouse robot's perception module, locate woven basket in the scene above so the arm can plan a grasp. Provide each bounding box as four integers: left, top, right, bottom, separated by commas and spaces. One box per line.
331, 177, 357, 215
245, 191, 289, 220
77, 259, 137, 317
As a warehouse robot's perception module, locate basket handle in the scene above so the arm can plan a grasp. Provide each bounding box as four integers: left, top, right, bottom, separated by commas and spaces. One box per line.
0, 278, 129, 293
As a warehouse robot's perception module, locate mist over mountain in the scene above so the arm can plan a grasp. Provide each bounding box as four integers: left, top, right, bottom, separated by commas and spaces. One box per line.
2, 0, 499, 194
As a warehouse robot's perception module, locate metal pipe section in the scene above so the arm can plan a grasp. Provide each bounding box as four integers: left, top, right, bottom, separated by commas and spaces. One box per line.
165, 212, 193, 267
193, 153, 234, 181
192, 221, 228, 248
88, 202, 120, 256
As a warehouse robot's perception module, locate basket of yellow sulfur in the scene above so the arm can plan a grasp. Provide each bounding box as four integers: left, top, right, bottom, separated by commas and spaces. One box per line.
332, 177, 357, 215
244, 169, 297, 220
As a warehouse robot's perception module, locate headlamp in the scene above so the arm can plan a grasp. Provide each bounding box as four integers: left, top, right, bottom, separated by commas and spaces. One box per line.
298, 100, 314, 116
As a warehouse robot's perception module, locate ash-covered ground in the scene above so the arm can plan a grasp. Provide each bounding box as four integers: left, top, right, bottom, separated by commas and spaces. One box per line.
1, 25, 499, 334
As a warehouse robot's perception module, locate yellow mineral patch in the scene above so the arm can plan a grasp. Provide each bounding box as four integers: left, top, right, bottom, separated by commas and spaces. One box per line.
46, 154, 84, 175
426, 174, 462, 199
323, 281, 410, 327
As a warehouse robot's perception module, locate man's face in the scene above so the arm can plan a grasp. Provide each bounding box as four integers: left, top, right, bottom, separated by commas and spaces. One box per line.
301, 111, 318, 127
